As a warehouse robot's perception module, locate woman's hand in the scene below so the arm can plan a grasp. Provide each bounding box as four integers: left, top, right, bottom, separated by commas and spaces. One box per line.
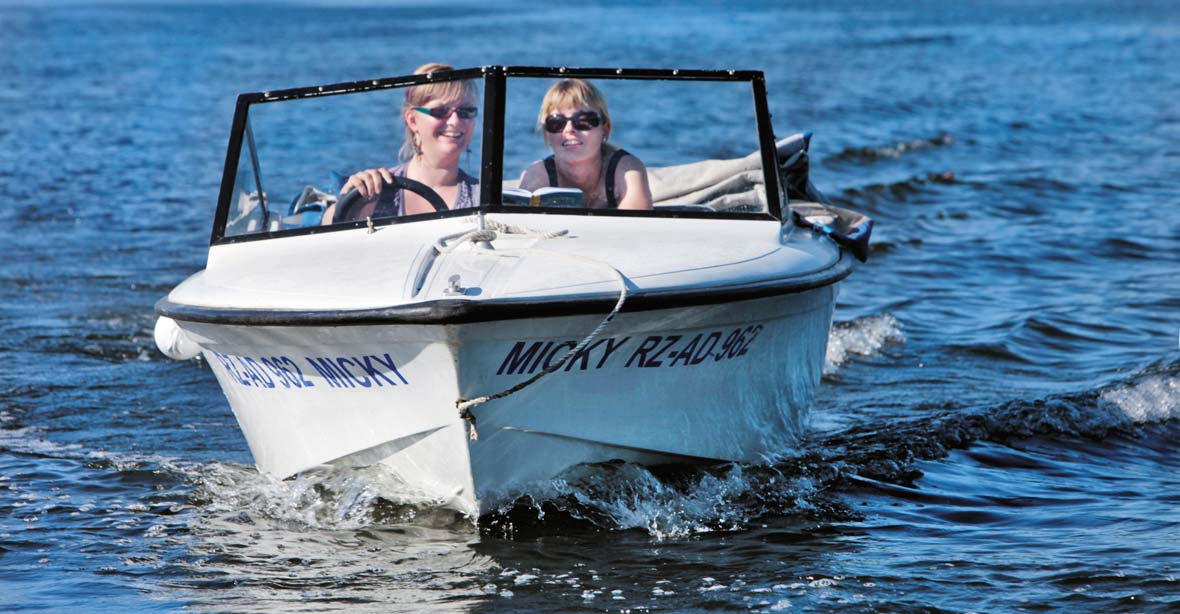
340, 168, 394, 198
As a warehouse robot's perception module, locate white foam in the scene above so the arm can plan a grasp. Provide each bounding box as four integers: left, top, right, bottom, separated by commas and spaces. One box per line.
527, 462, 820, 539
187, 461, 470, 531
1100, 375, 1180, 423
191, 462, 375, 530
824, 313, 905, 374
584, 466, 745, 537
0, 427, 84, 457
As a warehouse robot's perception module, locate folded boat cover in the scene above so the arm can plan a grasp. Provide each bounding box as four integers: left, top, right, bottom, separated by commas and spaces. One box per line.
500, 133, 873, 261
649, 132, 873, 261
650, 132, 814, 208
503, 133, 818, 206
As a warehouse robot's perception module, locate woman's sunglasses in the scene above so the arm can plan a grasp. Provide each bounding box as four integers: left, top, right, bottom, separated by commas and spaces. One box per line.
413, 106, 479, 120
543, 111, 602, 133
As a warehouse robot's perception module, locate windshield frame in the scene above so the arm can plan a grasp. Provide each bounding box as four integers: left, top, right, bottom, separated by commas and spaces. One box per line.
209, 66, 783, 246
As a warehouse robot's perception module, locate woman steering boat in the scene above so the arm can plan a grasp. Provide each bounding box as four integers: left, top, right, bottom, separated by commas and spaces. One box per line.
322, 62, 480, 224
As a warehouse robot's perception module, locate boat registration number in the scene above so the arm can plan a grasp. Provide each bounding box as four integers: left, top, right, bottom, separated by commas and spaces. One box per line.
496, 325, 763, 376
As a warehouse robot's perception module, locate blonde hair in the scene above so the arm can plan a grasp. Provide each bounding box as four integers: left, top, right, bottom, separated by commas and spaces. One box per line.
537, 79, 611, 140
399, 63, 480, 162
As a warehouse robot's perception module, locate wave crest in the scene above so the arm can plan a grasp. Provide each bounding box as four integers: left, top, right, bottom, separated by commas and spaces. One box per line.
827, 134, 954, 163
825, 313, 905, 374
1099, 375, 1180, 423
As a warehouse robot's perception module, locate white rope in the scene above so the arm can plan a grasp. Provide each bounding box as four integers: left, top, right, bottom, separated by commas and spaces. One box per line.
442, 219, 627, 440
433, 219, 568, 255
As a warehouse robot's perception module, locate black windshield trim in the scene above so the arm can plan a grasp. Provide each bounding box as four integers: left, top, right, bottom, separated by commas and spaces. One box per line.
241, 66, 491, 105
210, 65, 783, 246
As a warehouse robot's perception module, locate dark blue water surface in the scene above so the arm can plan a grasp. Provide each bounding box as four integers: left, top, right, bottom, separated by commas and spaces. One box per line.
3, 1, 1179, 612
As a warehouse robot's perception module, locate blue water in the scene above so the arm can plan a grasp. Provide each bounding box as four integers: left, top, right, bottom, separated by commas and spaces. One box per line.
2, 1, 1179, 611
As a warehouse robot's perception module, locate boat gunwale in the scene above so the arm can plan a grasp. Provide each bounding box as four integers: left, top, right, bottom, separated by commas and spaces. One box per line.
156, 251, 853, 326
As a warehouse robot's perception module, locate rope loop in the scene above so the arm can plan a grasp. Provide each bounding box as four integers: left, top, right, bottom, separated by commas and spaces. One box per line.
442, 218, 626, 440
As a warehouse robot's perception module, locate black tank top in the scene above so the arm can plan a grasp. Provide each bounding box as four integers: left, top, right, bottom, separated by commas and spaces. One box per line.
543, 148, 630, 209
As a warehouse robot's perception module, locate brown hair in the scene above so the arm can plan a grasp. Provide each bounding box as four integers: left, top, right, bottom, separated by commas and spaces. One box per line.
399, 63, 480, 162
537, 79, 611, 140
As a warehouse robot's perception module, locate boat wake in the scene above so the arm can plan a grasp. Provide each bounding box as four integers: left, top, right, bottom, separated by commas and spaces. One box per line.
812, 362, 1180, 487
481, 461, 837, 540
482, 360, 1180, 537
185, 461, 473, 532
825, 133, 955, 164
145, 353, 1179, 539
829, 171, 962, 212
12, 363, 1172, 542
823, 313, 905, 375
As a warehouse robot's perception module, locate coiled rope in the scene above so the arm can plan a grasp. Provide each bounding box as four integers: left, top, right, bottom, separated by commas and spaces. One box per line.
442, 218, 629, 440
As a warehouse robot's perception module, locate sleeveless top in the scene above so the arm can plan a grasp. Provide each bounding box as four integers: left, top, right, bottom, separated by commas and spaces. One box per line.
369, 163, 479, 218
543, 147, 630, 209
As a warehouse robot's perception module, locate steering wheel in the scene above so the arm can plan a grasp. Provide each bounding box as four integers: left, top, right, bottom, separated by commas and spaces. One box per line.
334, 175, 450, 222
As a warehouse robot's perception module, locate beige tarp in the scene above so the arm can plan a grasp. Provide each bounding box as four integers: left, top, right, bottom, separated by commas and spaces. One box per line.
649, 133, 809, 210
504, 133, 811, 212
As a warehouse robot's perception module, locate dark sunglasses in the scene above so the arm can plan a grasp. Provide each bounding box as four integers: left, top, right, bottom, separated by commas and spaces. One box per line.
543, 111, 602, 133
413, 105, 479, 120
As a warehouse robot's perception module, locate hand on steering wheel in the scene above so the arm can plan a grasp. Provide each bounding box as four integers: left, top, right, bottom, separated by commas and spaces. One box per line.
333, 171, 450, 222
340, 168, 395, 199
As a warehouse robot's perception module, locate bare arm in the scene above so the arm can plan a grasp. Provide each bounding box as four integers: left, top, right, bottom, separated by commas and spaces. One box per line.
614, 155, 653, 210
517, 161, 547, 192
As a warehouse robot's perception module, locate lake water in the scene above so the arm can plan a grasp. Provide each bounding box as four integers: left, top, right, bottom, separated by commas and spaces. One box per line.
2, 1, 1179, 612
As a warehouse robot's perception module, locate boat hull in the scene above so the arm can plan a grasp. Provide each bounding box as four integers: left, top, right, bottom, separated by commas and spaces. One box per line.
174, 286, 835, 515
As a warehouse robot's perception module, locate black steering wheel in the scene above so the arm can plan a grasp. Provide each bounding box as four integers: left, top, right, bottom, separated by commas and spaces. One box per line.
334, 175, 450, 222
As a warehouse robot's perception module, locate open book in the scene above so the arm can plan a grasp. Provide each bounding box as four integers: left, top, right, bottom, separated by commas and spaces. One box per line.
502, 186, 583, 208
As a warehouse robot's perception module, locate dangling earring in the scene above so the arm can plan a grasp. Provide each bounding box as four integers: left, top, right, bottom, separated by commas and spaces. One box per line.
413, 134, 422, 159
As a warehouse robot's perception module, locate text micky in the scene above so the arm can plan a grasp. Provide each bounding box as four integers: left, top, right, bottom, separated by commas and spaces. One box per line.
209, 351, 409, 390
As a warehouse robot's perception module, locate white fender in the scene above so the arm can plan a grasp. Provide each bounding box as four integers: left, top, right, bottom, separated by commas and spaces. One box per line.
154, 316, 201, 360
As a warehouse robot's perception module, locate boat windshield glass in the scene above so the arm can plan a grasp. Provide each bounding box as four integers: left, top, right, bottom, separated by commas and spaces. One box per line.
215, 69, 778, 243
503, 76, 768, 214
222, 76, 484, 238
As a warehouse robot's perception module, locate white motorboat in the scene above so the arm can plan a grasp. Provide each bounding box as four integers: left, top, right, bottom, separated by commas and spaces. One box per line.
154, 66, 871, 516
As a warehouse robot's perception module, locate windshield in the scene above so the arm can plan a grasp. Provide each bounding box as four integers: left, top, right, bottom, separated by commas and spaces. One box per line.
213, 68, 777, 243
503, 76, 768, 214
221, 75, 485, 238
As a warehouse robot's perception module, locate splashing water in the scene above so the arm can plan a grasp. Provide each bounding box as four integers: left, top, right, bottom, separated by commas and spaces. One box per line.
186, 462, 473, 532
496, 463, 805, 539
824, 313, 905, 374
